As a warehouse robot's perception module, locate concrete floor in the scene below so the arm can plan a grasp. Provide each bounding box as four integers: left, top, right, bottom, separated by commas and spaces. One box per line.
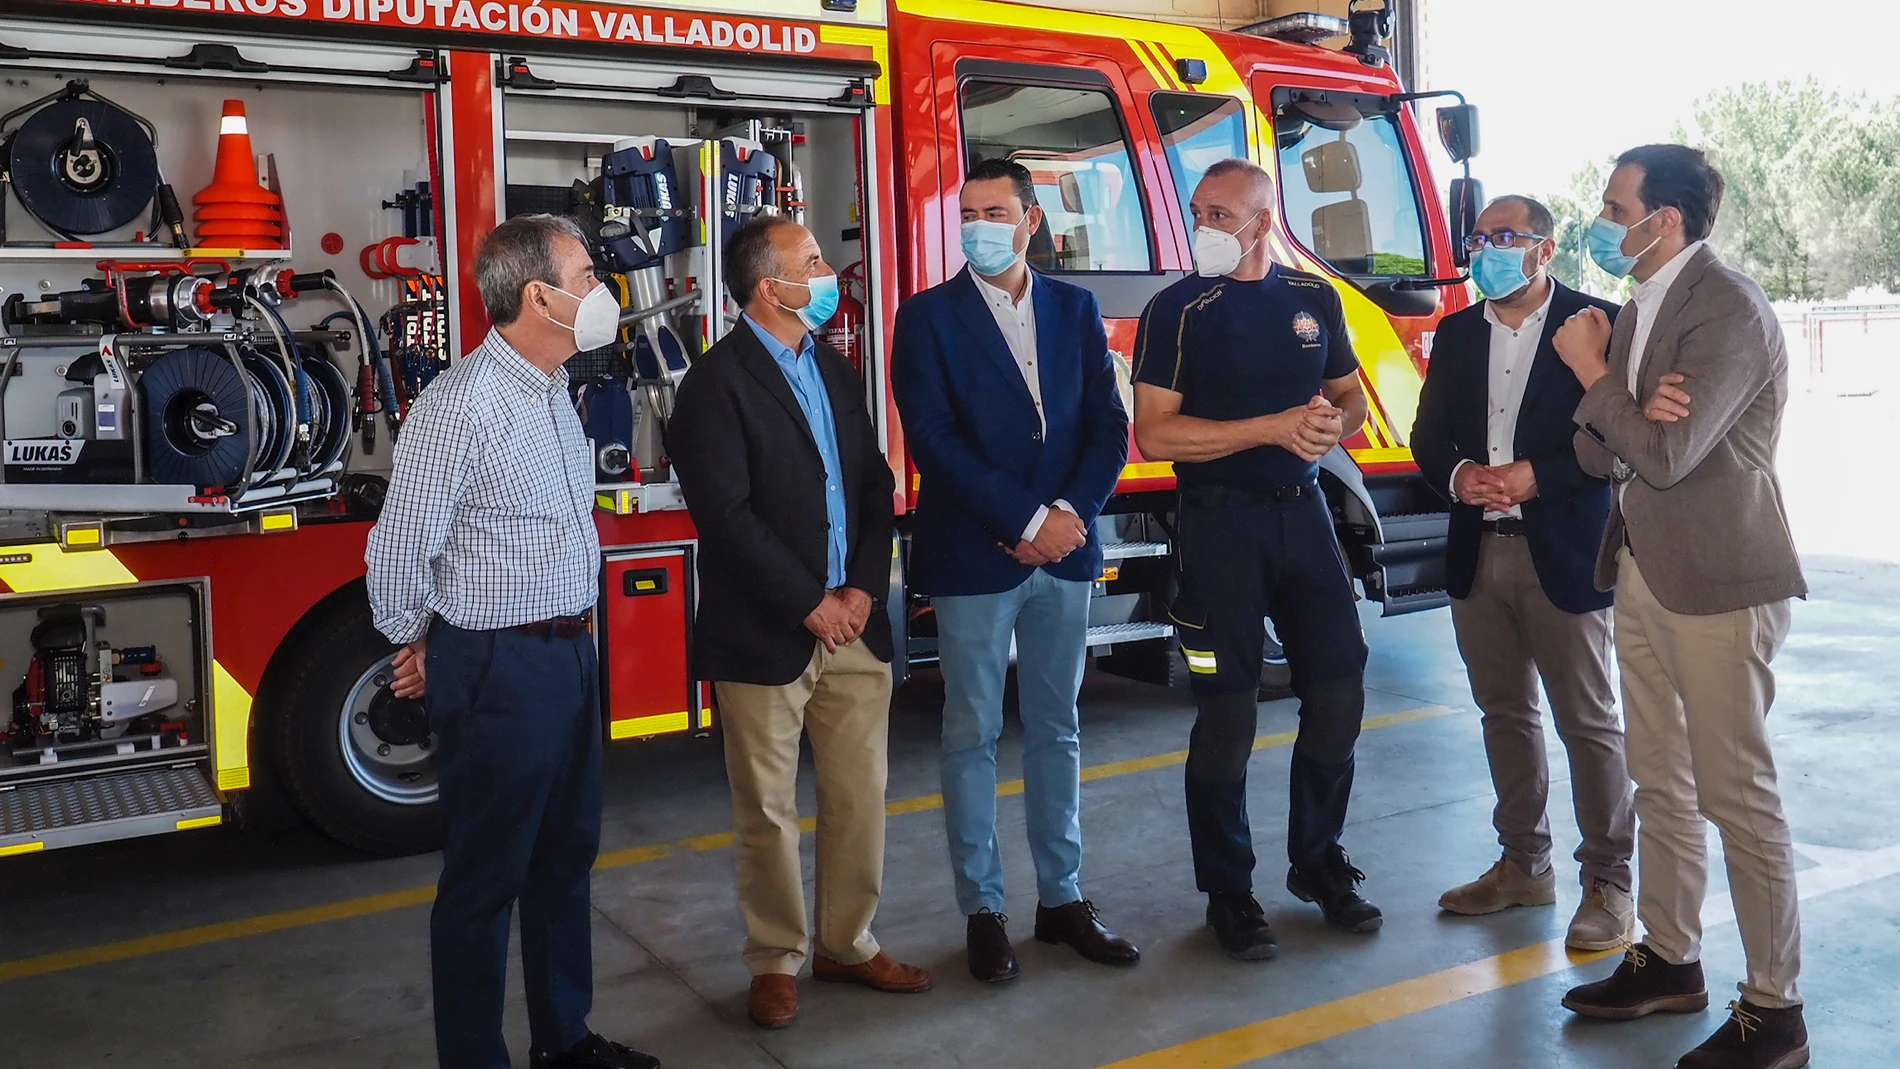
4, 555, 1898, 1069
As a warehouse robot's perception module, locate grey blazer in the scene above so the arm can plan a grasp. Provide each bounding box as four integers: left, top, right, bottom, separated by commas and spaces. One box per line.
1573, 244, 1806, 615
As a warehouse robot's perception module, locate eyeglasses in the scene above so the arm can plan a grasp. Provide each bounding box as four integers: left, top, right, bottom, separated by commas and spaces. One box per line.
1462, 230, 1548, 252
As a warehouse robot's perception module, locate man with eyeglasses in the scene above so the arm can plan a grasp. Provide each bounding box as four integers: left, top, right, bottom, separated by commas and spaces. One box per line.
1412, 195, 1635, 953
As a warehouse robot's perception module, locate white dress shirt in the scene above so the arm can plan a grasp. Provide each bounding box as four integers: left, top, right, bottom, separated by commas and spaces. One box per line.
1627, 240, 1705, 396
1616, 240, 1705, 500
1449, 281, 1555, 520
971, 268, 1073, 543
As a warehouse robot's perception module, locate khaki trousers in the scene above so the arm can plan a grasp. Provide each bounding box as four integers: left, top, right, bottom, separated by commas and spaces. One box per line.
714, 638, 892, 977
1615, 549, 1801, 1007
1449, 533, 1633, 888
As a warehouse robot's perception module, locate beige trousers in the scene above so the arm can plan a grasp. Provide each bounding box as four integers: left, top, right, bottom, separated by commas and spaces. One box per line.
1615, 549, 1801, 1007
1449, 534, 1633, 888
714, 637, 892, 977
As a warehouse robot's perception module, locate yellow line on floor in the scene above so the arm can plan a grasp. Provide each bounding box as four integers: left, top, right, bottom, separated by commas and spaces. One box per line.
1098, 939, 1619, 1069
0, 704, 1452, 986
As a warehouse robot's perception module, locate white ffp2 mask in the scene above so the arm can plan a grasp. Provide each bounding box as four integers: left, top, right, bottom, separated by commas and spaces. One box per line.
547, 282, 620, 352
1191, 209, 1265, 277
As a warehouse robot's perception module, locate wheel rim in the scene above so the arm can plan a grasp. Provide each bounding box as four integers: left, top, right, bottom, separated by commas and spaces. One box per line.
337, 653, 438, 806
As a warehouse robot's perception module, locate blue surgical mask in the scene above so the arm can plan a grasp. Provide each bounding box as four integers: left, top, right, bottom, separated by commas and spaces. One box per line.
961, 218, 1026, 276
1586, 210, 1660, 277
1472, 244, 1533, 300
770, 273, 840, 332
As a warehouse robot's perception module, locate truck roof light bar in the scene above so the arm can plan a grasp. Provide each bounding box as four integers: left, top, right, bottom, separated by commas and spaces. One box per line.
1233, 14, 1349, 46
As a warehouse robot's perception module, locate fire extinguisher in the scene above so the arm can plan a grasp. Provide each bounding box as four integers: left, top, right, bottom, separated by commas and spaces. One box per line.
826, 260, 866, 375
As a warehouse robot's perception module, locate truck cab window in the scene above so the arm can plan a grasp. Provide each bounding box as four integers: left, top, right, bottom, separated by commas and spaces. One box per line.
960, 79, 1153, 273
1274, 97, 1428, 278
1151, 93, 1247, 235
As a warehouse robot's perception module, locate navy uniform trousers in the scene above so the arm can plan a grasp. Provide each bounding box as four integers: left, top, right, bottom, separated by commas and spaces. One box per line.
1170, 485, 1369, 891
427, 620, 601, 1069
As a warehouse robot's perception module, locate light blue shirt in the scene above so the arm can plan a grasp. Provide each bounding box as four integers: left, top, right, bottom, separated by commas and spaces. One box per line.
744, 314, 848, 588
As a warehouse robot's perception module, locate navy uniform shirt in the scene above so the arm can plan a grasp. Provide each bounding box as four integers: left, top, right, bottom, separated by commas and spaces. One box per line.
1132, 265, 1359, 490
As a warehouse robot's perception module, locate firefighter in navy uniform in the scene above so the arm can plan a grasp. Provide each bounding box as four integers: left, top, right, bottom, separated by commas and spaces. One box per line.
1132, 159, 1380, 961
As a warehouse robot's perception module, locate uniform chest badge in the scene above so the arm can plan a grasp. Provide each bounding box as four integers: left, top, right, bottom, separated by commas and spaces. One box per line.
1292, 311, 1321, 342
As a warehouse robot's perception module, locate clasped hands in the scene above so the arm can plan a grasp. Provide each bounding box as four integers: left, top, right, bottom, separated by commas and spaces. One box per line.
1454, 459, 1538, 511
804, 587, 873, 652
1271, 394, 1346, 462
1007, 505, 1087, 567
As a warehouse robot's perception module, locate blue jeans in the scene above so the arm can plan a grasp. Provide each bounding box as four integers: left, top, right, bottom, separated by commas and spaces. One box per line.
934, 569, 1090, 915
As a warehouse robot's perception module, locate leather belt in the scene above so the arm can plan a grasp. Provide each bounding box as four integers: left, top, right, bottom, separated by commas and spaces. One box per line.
1479, 518, 1526, 537
1180, 482, 1315, 508
513, 612, 592, 639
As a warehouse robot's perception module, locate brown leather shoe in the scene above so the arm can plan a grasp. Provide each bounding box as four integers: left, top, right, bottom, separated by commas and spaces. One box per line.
811, 951, 933, 993
966, 909, 1020, 983
747, 973, 798, 1029
1034, 899, 1141, 966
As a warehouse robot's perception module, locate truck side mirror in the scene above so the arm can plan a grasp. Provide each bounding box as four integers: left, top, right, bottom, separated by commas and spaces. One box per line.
1437, 104, 1480, 163
1448, 177, 1482, 269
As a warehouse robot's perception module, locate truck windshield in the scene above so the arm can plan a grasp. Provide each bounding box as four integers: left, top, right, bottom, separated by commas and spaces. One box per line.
1273, 98, 1428, 278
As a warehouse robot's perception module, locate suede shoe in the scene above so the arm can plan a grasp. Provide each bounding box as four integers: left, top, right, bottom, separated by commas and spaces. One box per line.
1676, 999, 1810, 1069
746, 974, 798, 1030
812, 951, 933, 993
1566, 879, 1636, 952
1286, 845, 1383, 933
1438, 857, 1557, 916
966, 908, 1020, 983
530, 1033, 662, 1069
1562, 942, 1709, 1020
1206, 891, 1279, 961
1034, 899, 1141, 966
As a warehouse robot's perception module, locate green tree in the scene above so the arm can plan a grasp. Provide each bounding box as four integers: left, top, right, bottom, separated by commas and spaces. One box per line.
1539, 157, 1627, 299
1689, 78, 1845, 300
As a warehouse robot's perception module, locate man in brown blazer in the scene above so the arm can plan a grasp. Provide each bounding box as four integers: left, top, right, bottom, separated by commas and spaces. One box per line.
1551, 144, 1810, 1069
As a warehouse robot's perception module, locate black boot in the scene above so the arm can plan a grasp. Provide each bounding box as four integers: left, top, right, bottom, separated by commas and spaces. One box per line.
531, 1033, 662, 1069
1561, 942, 1709, 1020
1205, 891, 1278, 961
1677, 1000, 1810, 1069
1286, 844, 1382, 933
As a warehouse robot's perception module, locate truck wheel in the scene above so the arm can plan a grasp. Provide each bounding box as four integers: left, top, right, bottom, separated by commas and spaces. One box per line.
265, 598, 443, 856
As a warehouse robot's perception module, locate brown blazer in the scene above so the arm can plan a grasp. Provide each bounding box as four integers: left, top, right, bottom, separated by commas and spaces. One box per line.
1572, 244, 1805, 615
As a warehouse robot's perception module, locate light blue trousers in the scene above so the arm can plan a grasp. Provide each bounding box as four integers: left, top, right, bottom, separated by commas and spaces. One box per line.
933, 569, 1091, 915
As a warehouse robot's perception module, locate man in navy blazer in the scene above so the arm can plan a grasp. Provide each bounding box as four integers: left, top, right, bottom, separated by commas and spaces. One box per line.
891, 158, 1134, 984
1411, 195, 1635, 952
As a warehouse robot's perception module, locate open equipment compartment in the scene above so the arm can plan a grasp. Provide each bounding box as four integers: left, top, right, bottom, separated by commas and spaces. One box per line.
0, 21, 448, 522
496, 52, 879, 506
0, 576, 218, 854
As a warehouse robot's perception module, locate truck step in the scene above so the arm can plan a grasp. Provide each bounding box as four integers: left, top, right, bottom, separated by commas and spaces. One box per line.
1100, 539, 1170, 561
0, 764, 221, 856
1085, 621, 1174, 650
1381, 586, 1450, 614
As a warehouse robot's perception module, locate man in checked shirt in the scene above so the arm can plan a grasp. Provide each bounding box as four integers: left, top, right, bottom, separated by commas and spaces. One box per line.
366, 215, 659, 1069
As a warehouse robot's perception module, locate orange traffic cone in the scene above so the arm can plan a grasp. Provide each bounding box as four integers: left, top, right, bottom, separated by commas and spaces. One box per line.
192, 100, 284, 249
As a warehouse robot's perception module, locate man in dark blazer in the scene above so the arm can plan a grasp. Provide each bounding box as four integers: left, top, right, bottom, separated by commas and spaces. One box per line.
667, 216, 929, 1032
891, 158, 1134, 984
1411, 195, 1635, 953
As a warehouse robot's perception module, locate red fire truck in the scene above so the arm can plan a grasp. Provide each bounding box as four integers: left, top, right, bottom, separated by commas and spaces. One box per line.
0, 0, 1478, 859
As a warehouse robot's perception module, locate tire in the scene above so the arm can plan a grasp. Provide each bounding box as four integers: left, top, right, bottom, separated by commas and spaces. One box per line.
263, 595, 443, 856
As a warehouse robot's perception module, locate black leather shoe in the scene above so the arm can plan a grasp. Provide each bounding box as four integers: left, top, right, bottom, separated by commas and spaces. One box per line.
966, 908, 1019, 983
1677, 1000, 1810, 1069
1562, 943, 1709, 1020
1286, 845, 1383, 933
1034, 899, 1140, 966
1206, 891, 1278, 961
530, 1033, 661, 1069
